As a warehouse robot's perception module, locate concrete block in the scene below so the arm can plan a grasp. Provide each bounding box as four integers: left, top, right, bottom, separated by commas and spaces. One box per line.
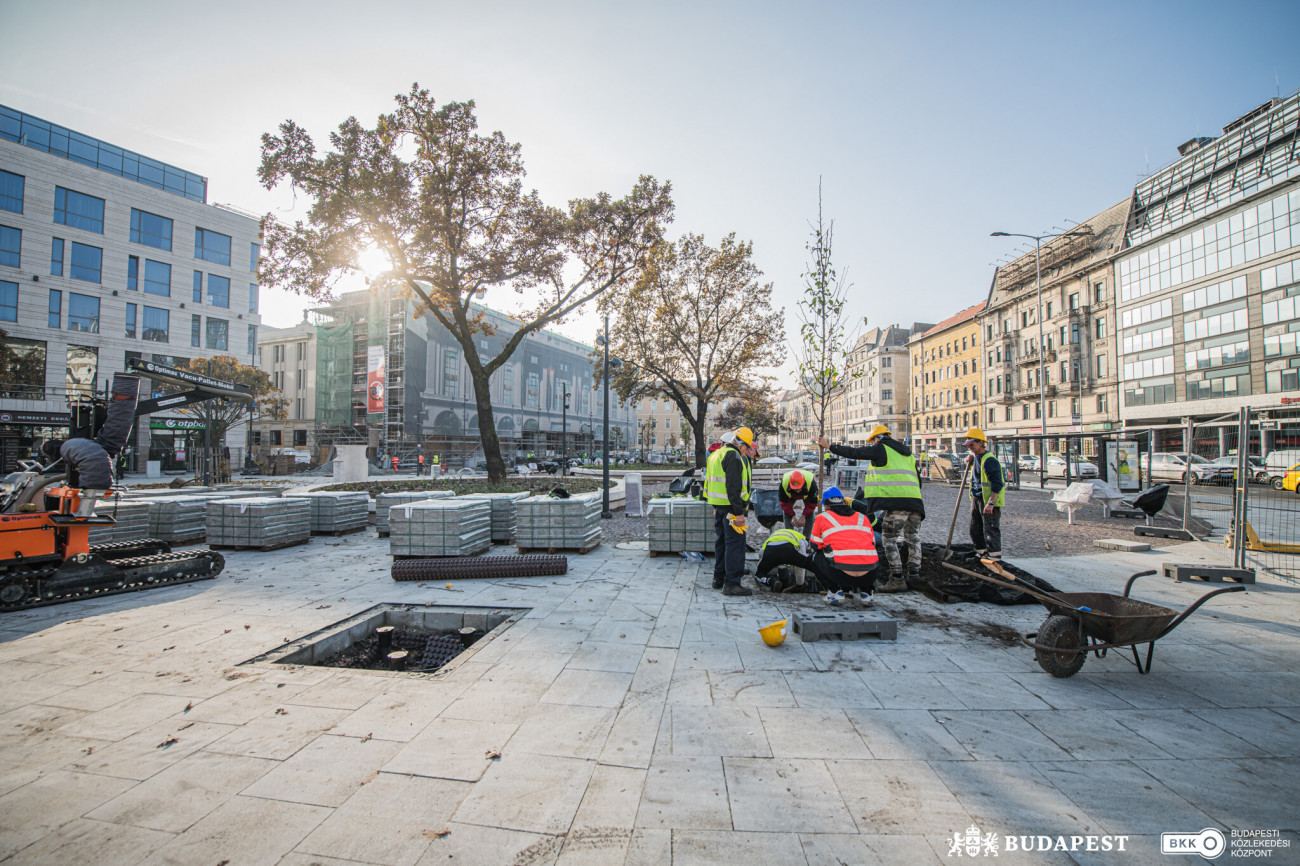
1161, 562, 1256, 584
1093, 538, 1152, 552
792, 611, 898, 642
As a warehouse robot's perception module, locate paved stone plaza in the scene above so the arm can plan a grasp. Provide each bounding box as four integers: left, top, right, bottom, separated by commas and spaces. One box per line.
0, 533, 1297, 865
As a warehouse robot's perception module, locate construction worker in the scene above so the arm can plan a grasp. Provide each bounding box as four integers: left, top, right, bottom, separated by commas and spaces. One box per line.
391, 454, 399, 473
779, 467, 818, 536
417, 452, 425, 476
962, 427, 1005, 568
704, 427, 759, 597
431, 454, 441, 477
818, 425, 923, 592
810, 486, 880, 606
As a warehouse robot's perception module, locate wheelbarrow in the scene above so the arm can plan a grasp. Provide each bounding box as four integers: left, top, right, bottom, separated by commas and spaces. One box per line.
943, 563, 1245, 677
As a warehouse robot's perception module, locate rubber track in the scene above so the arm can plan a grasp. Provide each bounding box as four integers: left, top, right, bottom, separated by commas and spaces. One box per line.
392, 554, 568, 582
90, 538, 173, 560
0, 550, 225, 613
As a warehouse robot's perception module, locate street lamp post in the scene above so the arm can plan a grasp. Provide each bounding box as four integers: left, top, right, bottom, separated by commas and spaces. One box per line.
597, 315, 612, 518
559, 381, 570, 476
991, 228, 1089, 488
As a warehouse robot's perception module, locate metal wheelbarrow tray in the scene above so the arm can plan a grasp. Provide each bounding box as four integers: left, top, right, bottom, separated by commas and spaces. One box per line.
943, 563, 1244, 677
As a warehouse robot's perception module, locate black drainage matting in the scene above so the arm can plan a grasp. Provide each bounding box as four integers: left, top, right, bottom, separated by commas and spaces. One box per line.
391, 554, 567, 582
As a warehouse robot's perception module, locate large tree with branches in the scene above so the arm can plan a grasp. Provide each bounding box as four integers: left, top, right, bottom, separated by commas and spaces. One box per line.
258, 85, 673, 481
601, 233, 785, 467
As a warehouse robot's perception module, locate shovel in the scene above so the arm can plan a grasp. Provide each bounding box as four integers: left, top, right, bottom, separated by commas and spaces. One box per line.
943, 458, 973, 561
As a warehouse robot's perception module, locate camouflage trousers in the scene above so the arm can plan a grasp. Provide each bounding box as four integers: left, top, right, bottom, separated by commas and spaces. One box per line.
879, 510, 923, 576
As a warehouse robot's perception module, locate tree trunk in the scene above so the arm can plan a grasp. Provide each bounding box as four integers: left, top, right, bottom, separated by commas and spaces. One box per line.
691, 402, 708, 469
467, 364, 506, 482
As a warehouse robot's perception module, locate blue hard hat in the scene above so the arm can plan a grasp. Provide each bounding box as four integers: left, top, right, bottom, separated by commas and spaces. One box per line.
822, 486, 844, 502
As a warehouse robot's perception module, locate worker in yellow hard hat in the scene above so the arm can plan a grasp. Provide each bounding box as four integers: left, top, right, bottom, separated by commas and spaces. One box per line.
704, 427, 758, 597
962, 427, 1005, 567
817, 423, 923, 592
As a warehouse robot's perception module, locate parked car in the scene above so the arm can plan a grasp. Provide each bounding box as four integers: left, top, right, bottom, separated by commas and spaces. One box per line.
1281, 462, 1300, 494
1044, 454, 1098, 479
1209, 455, 1268, 484
1017, 454, 1041, 472
1264, 450, 1300, 488
1150, 452, 1232, 485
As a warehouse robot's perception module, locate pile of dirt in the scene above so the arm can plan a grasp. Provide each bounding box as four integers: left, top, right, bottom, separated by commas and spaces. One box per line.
904, 543, 1058, 605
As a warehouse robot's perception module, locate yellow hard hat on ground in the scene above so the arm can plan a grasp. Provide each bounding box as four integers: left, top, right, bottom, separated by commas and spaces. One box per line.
869, 424, 890, 440
963, 426, 987, 445
758, 619, 788, 647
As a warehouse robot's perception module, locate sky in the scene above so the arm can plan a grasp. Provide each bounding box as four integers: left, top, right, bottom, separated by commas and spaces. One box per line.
3, 0, 1299, 388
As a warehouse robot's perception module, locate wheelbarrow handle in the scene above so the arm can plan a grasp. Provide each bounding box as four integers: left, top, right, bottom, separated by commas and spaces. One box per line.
1157, 583, 1246, 639
1123, 570, 1159, 598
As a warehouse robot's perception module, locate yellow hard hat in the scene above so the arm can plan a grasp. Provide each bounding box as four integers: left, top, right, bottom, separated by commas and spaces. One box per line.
758, 619, 787, 647
869, 424, 890, 440
734, 427, 757, 449
963, 426, 987, 445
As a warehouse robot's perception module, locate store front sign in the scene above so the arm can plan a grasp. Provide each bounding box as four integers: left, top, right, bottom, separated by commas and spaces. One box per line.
0, 411, 71, 426
150, 418, 206, 431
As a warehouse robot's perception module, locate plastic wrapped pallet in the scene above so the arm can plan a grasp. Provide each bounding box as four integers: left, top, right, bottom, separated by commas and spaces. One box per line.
374, 490, 454, 534
207, 497, 312, 549
144, 495, 214, 543
647, 497, 713, 553
625, 473, 643, 517
450, 491, 529, 543
515, 493, 603, 551
284, 491, 369, 534
88, 500, 152, 545
389, 499, 491, 557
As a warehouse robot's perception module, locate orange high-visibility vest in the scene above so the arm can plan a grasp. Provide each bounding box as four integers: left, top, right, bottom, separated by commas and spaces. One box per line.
810, 509, 878, 567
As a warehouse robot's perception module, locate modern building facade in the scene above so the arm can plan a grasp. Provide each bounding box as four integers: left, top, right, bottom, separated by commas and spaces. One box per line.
910, 302, 985, 453
979, 201, 1128, 453
1116, 93, 1300, 451
0, 105, 261, 474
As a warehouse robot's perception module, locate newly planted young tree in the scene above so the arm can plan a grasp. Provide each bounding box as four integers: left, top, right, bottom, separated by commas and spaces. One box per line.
794, 185, 864, 491
258, 85, 673, 481
601, 233, 785, 467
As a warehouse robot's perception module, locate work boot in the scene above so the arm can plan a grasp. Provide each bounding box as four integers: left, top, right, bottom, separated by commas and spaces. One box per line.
877, 574, 909, 593
906, 570, 921, 588
712, 575, 724, 590
722, 583, 752, 597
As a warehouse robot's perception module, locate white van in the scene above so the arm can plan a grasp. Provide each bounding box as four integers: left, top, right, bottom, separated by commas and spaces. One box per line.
1263, 450, 1300, 486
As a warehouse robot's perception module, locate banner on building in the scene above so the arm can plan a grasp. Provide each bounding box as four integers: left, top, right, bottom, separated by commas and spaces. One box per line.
367, 345, 386, 414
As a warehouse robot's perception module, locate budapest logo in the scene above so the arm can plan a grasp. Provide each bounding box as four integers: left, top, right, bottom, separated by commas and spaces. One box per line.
948, 826, 999, 858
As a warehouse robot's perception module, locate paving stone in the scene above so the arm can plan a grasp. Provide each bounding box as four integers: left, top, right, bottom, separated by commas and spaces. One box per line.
1113, 709, 1268, 759
623, 828, 672, 866
932, 672, 1053, 711
598, 689, 667, 770
707, 670, 798, 707
242, 734, 402, 807
66, 718, 237, 781
783, 670, 883, 709
1093, 538, 1152, 551
411, 822, 562, 866
442, 677, 548, 724
1034, 760, 1218, 835
138, 794, 330, 866
542, 668, 633, 709
1129, 757, 1300, 832
0, 770, 136, 860
384, 717, 518, 782
2, 816, 173, 866
669, 705, 771, 757
671, 828, 810, 865
571, 763, 644, 831
759, 707, 871, 759
928, 760, 1106, 835
845, 709, 975, 761
932, 710, 1074, 762
635, 755, 731, 830
828, 758, 972, 836
328, 684, 466, 743
798, 833, 944, 865
452, 752, 595, 835
724, 756, 852, 834
506, 702, 618, 760
205, 704, 351, 760
860, 672, 968, 709
287, 673, 392, 711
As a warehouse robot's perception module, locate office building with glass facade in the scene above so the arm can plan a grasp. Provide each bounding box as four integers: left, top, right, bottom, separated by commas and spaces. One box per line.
0, 105, 261, 473
1115, 93, 1300, 442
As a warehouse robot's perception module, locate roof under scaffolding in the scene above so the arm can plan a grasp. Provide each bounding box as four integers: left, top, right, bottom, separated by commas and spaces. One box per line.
990, 198, 1130, 298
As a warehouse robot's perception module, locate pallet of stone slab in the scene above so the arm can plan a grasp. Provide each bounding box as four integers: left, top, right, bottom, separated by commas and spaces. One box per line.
141, 495, 217, 544
647, 497, 715, 555
391, 554, 568, 581
514, 494, 603, 551
284, 491, 370, 535
388, 499, 492, 558
206, 497, 312, 551
449, 491, 529, 543
374, 490, 455, 535
87, 500, 152, 545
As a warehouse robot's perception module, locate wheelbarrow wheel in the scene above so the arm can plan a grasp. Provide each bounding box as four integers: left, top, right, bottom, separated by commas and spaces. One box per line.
1035, 615, 1087, 678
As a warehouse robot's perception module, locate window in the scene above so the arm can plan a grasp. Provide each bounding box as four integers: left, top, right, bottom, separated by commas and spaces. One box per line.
442, 347, 459, 397
293, 429, 307, 447
1060, 361, 1068, 381
51, 238, 64, 275
127, 255, 138, 290
0, 279, 16, 321
503, 366, 514, 405
143, 259, 171, 296
0, 170, 22, 213
1096, 354, 1108, 378
48, 289, 60, 327
129, 209, 172, 250
68, 293, 99, 333
882, 389, 893, 400
143, 306, 169, 342
249, 283, 258, 313
0, 225, 19, 267
1071, 322, 1080, 344
252, 431, 262, 446
191, 314, 201, 347
250, 242, 260, 273
1046, 302, 1054, 319
1093, 282, 1105, 304
69, 242, 101, 282
65, 345, 97, 400
1095, 317, 1106, 339
192, 270, 202, 303
125, 303, 137, 339
53, 187, 104, 233
194, 227, 231, 265
208, 274, 230, 308
0, 336, 45, 399
1097, 393, 1108, 413
206, 317, 228, 350
271, 430, 282, 446
247, 324, 257, 357
297, 342, 305, 360
526, 372, 540, 408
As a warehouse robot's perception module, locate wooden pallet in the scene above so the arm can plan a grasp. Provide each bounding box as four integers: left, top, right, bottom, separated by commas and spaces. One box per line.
517, 542, 601, 555
310, 525, 368, 537
208, 537, 311, 552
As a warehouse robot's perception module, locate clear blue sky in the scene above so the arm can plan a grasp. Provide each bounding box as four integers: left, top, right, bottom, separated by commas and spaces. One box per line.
3, 0, 1298, 386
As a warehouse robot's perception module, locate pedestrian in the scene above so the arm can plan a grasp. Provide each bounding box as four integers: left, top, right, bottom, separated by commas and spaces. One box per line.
962, 427, 1005, 569
809, 486, 881, 606
418, 453, 425, 476
817, 425, 923, 592
778, 467, 818, 536
391, 454, 399, 473
704, 426, 759, 597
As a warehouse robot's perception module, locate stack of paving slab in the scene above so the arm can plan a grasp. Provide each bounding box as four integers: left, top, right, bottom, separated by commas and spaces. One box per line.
451, 491, 530, 543
388, 499, 491, 558
284, 491, 369, 534
374, 490, 455, 535
647, 497, 714, 554
515, 493, 603, 551
88, 500, 152, 545
206, 497, 312, 549
144, 495, 216, 543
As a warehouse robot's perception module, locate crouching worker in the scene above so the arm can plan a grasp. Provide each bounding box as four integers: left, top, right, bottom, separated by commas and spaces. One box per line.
43, 375, 141, 516
755, 527, 813, 593
811, 487, 882, 606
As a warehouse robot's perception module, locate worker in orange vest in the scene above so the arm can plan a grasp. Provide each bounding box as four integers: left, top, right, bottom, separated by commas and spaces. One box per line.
810, 486, 881, 607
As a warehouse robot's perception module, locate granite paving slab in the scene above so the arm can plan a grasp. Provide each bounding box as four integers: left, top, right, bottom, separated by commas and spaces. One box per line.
634, 755, 731, 830
137, 794, 330, 866
451, 752, 595, 835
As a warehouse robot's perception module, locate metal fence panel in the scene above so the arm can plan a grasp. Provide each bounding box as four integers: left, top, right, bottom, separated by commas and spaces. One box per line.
1237, 406, 1300, 583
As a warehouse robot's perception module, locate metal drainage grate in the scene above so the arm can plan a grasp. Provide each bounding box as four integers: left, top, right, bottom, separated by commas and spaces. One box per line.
242, 603, 530, 676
